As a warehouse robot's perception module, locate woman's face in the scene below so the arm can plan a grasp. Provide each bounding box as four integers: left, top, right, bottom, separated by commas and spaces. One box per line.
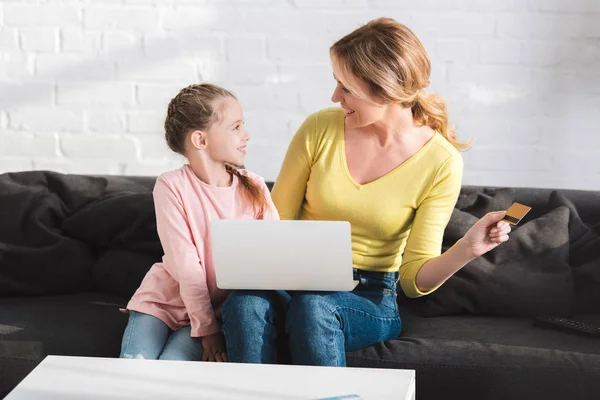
330, 73, 387, 130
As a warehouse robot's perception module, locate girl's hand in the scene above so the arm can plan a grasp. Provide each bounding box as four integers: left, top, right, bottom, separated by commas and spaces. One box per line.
201, 332, 228, 362
460, 211, 511, 259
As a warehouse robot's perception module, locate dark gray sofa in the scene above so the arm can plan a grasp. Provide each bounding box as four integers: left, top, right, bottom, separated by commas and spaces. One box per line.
1, 170, 599, 400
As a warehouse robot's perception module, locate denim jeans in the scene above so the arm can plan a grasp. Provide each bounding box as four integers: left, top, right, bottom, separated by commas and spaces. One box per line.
120, 310, 203, 361
221, 269, 402, 366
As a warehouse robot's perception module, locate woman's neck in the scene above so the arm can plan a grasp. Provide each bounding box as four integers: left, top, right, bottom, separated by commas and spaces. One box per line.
188, 155, 232, 187
363, 105, 418, 147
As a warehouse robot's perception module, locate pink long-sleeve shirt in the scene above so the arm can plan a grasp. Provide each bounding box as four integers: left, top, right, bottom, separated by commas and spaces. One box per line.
126, 164, 279, 337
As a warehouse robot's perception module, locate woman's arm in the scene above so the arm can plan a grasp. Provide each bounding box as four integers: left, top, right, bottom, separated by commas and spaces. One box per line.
415, 211, 510, 292
399, 153, 464, 298
271, 113, 317, 220
400, 153, 511, 297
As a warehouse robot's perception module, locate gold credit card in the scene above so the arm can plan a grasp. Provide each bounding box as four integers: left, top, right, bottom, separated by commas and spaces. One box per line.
503, 202, 532, 225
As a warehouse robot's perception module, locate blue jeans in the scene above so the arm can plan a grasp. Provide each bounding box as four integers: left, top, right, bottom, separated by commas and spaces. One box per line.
120, 310, 203, 361
222, 269, 402, 366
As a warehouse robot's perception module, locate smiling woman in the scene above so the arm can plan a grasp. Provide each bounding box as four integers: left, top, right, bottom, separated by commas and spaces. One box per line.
222, 17, 513, 368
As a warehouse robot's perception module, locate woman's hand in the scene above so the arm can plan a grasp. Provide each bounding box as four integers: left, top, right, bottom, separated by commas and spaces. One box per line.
460, 211, 512, 259
201, 332, 228, 362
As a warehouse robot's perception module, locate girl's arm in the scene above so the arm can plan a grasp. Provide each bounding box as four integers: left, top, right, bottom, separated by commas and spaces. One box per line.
153, 175, 219, 338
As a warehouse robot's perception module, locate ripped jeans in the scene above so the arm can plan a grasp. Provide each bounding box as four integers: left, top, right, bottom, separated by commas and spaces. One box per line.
120, 310, 203, 361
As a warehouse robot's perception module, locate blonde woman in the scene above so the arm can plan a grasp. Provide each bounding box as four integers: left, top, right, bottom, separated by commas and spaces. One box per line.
222, 18, 511, 366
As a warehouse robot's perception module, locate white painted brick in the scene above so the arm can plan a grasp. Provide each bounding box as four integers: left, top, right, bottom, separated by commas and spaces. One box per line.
461, 170, 566, 190
454, 91, 546, 118
541, 94, 600, 119
0, 28, 19, 54
462, 147, 554, 172
221, 63, 278, 86
368, 0, 464, 10
0, 133, 58, 158
136, 83, 183, 108
123, 160, 184, 176
245, 10, 327, 35
497, 14, 600, 39
86, 110, 127, 133
0, 0, 599, 188
232, 84, 300, 113
447, 65, 533, 87
243, 111, 305, 144
36, 54, 115, 81
304, 36, 332, 64
135, 135, 181, 160
60, 134, 137, 161
60, 28, 101, 53
0, 159, 34, 173
32, 159, 123, 175
460, 0, 525, 11
84, 7, 160, 31
412, 12, 496, 38
322, 12, 382, 39
225, 36, 265, 63
278, 64, 332, 86
520, 42, 561, 66
533, 70, 600, 96
0, 82, 55, 108
144, 33, 223, 60
3, 5, 81, 27
8, 107, 83, 132
103, 32, 142, 54
454, 118, 543, 147
0, 54, 35, 81
292, 0, 368, 7
197, 60, 228, 85
528, 0, 600, 13
57, 82, 135, 106
436, 39, 479, 64
557, 41, 600, 67
267, 37, 309, 62
19, 28, 58, 53
127, 110, 165, 135
162, 7, 245, 32
480, 41, 521, 65
117, 59, 197, 82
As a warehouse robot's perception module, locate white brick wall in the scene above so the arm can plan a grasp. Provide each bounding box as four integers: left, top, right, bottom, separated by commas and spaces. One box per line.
1, 0, 599, 190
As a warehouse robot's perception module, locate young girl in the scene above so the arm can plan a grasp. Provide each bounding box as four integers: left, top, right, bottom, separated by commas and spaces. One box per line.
120, 83, 279, 362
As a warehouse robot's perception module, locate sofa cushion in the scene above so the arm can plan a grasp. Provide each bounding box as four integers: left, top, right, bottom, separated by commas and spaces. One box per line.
549, 191, 600, 314
0, 171, 162, 297
423, 189, 574, 317
0, 172, 105, 295
348, 301, 600, 400
0, 292, 129, 396
93, 249, 159, 297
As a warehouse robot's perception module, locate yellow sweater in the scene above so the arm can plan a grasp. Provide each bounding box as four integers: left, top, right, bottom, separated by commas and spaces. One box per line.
271, 108, 464, 298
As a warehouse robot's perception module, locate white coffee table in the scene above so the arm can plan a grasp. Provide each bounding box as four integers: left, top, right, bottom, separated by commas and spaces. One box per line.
6, 355, 415, 400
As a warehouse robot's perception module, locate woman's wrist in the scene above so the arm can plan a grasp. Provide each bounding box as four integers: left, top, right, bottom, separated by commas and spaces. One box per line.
452, 238, 477, 265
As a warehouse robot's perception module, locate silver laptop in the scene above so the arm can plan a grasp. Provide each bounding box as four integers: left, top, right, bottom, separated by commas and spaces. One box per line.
210, 220, 358, 291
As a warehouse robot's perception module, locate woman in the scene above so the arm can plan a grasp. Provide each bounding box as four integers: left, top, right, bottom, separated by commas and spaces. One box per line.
222, 17, 511, 366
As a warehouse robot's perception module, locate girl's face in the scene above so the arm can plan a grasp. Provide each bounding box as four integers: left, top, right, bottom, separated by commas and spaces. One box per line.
330, 72, 387, 130
204, 97, 250, 167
